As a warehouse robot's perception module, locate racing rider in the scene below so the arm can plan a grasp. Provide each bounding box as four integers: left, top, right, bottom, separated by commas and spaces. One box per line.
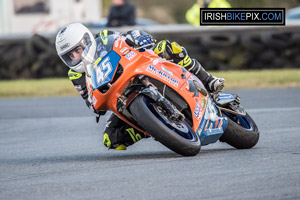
55, 23, 225, 150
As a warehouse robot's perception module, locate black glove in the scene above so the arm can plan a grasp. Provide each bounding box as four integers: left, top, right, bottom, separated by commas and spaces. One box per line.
85, 99, 106, 115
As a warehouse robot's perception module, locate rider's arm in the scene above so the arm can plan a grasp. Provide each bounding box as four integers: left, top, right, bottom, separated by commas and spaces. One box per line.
95, 29, 194, 72
68, 69, 88, 100
153, 40, 196, 68
153, 40, 222, 91
94, 29, 156, 49
68, 69, 106, 115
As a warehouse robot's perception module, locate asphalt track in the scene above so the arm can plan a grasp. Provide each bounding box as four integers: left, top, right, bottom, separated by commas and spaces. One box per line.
0, 88, 300, 200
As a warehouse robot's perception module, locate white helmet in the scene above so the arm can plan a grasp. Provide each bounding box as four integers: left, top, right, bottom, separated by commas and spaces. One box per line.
55, 23, 95, 73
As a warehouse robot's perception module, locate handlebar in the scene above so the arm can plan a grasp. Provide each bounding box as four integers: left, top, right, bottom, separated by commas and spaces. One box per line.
135, 43, 155, 50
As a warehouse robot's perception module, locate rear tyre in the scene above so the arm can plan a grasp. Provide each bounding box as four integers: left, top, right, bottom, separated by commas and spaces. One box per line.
129, 95, 201, 156
220, 112, 259, 149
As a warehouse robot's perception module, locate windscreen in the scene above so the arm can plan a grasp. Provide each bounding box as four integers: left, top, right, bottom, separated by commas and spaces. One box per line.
85, 34, 121, 90
93, 34, 119, 61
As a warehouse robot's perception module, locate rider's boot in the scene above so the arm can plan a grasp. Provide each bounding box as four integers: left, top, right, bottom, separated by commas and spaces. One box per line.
186, 59, 225, 93
103, 113, 148, 150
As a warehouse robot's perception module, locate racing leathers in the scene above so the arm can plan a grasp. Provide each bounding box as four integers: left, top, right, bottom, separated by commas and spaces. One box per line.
68, 29, 225, 150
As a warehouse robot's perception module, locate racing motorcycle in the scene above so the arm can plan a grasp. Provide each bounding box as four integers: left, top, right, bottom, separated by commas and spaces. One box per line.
83, 34, 259, 156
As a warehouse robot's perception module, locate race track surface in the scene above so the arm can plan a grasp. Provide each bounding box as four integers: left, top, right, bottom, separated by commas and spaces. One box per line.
1, 88, 300, 200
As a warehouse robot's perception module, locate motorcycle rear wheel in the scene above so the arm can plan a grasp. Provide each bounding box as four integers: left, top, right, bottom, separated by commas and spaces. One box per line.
129, 95, 201, 156
220, 112, 259, 149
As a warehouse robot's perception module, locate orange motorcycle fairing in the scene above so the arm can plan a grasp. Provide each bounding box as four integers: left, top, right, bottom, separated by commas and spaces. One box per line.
86, 36, 208, 133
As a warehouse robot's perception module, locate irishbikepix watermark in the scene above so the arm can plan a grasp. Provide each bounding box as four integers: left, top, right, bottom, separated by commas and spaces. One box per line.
200, 8, 285, 26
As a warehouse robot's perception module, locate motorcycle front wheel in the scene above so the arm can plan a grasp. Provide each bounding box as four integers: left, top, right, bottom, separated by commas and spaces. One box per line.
129, 95, 201, 156
219, 112, 259, 149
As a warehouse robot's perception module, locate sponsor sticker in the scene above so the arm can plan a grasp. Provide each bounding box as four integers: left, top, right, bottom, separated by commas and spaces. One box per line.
94, 57, 102, 67
201, 96, 206, 108
125, 51, 137, 60
218, 119, 223, 130
92, 96, 97, 106
194, 103, 201, 120
74, 85, 82, 91
193, 103, 204, 121
209, 122, 213, 132
215, 120, 219, 127
207, 103, 218, 121
204, 119, 210, 131
146, 65, 179, 88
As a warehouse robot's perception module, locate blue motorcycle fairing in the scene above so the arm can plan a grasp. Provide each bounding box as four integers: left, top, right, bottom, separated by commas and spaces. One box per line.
196, 98, 228, 145
91, 50, 121, 90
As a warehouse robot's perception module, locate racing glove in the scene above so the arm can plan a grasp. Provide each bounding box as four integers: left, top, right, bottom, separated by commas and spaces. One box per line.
153, 40, 192, 68
125, 30, 156, 50
135, 35, 156, 48
85, 98, 106, 115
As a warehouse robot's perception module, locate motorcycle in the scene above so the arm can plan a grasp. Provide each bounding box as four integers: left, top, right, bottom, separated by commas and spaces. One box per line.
83, 34, 259, 156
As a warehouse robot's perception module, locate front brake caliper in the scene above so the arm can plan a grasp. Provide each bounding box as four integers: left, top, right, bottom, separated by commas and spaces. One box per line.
228, 102, 246, 116
142, 86, 185, 121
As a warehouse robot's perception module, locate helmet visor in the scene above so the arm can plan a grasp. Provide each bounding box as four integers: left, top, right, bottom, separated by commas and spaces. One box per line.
60, 45, 84, 67
59, 33, 92, 67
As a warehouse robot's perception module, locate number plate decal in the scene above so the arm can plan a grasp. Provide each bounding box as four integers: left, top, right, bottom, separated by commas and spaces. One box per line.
91, 51, 121, 90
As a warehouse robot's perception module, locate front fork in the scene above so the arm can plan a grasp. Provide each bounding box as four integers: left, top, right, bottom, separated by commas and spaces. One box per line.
140, 85, 185, 121
118, 77, 185, 122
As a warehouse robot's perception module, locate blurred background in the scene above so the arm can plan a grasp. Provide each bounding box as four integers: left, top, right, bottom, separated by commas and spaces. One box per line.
106, 0, 300, 24
0, 0, 299, 86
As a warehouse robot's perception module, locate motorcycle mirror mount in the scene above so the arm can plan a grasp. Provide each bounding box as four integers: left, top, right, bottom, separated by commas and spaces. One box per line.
193, 80, 208, 96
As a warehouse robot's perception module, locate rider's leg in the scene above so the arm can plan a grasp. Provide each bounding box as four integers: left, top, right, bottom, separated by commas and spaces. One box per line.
186, 59, 225, 93
153, 40, 225, 93
102, 113, 148, 150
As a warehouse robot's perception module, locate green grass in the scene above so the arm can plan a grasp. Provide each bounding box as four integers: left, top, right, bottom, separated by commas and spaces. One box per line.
0, 78, 77, 98
0, 69, 299, 98
213, 69, 300, 89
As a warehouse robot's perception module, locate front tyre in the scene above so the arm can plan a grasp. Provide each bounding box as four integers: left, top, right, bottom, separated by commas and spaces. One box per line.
129, 95, 201, 156
220, 112, 259, 149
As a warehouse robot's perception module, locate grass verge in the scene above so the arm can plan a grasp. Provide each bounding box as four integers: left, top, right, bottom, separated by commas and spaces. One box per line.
213, 69, 300, 89
0, 78, 77, 98
0, 69, 299, 98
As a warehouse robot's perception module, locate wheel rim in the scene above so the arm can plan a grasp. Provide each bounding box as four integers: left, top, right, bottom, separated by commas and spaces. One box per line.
224, 112, 254, 131
144, 98, 197, 141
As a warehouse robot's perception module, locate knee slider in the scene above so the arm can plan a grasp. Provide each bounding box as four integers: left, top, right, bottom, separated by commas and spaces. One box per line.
103, 133, 112, 148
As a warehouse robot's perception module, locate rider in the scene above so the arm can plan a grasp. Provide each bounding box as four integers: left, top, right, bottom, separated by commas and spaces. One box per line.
55, 23, 225, 150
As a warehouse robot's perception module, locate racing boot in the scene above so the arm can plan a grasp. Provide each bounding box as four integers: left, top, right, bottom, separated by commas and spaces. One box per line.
187, 59, 225, 93
154, 40, 225, 93
103, 113, 148, 150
